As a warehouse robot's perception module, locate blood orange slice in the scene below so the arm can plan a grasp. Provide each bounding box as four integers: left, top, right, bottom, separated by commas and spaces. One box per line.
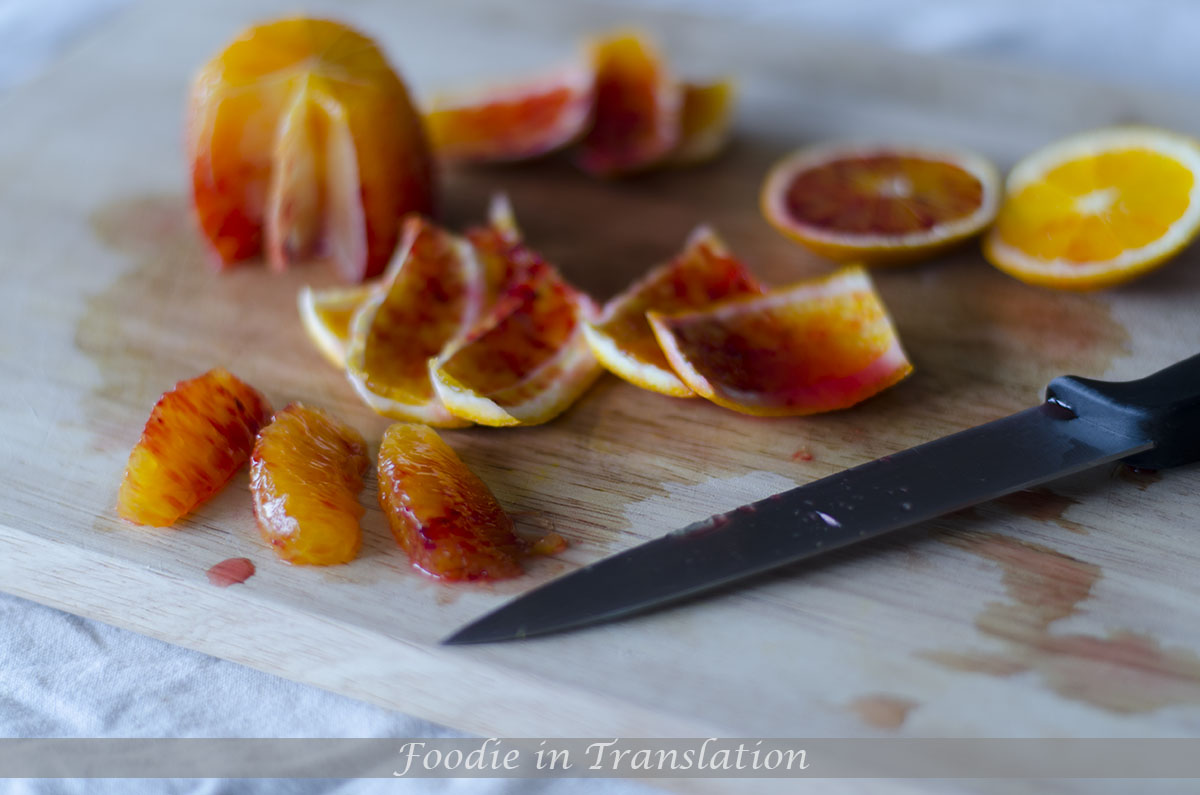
430, 258, 602, 427
583, 226, 763, 397
577, 30, 681, 176
425, 61, 594, 163
648, 266, 912, 416
250, 403, 368, 565
377, 423, 524, 581
117, 369, 272, 527
669, 79, 736, 165
344, 217, 484, 426
761, 143, 1000, 264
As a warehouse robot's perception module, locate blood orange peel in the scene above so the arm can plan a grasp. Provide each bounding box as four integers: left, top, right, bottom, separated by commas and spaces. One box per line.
297, 283, 374, 368
670, 79, 736, 165
583, 226, 763, 397
761, 142, 1000, 265
425, 61, 594, 163
648, 266, 912, 416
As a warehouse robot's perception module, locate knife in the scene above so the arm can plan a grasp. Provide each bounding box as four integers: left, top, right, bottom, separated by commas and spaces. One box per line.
444, 353, 1200, 645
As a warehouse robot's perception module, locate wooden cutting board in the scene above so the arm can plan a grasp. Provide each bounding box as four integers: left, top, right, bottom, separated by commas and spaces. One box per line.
4, 0, 1200, 757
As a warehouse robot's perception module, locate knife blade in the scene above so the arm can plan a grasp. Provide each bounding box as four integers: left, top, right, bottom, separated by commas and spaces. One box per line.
444, 352, 1200, 645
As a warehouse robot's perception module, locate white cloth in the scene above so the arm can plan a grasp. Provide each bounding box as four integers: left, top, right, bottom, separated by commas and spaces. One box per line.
0, 1, 1190, 793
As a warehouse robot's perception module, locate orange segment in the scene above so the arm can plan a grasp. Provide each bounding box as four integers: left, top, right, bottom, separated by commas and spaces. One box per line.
425, 61, 594, 163
297, 283, 373, 368
187, 17, 434, 281
583, 226, 763, 397
577, 30, 681, 176
117, 369, 272, 527
984, 127, 1200, 290
761, 143, 1000, 265
344, 217, 484, 426
670, 79, 736, 165
377, 423, 523, 581
431, 258, 602, 426
250, 403, 368, 565
648, 266, 912, 416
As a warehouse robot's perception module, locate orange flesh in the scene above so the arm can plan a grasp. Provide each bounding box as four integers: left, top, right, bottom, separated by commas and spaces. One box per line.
654, 280, 909, 414
439, 261, 581, 398
250, 403, 368, 565
361, 218, 478, 404
673, 80, 734, 161
314, 301, 359, 345
117, 369, 272, 527
596, 235, 762, 371
784, 155, 983, 235
426, 75, 591, 162
993, 149, 1194, 263
187, 18, 433, 280
578, 33, 678, 175
377, 423, 523, 581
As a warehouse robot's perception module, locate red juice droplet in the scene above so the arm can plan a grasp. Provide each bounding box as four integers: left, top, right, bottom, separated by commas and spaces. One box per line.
206, 557, 256, 587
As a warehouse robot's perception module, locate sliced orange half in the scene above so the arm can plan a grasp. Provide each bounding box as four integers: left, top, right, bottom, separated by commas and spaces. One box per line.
431, 259, 602, 427
648, 266, 912, 416
583, 226, 763, 397
344, 217, 483, 426
577, 30, 682, 177
669, 79, 736, 166
425, 61, 594, 163
983, 126, 1200, 290
298, 283, 373, 368
761, 143, 1000, 265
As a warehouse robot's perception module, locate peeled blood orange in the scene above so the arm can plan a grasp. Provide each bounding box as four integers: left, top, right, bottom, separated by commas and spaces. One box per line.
761, 143, 1000, 265
117, 369, 272, 527
425, 62, 594, 163
648, 266, 912, 416
250, 403, 368, 565
187, 17, 434, 281
377, 422, 524, 581
344, 216, 484, 426
431, 257, 602, 427
583, 226, 763, 397
577, 30, 681, 176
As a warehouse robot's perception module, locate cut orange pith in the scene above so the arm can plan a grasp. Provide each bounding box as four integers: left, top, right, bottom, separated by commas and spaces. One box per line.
670, 79, 736, 165
344, 217, 483, 427
583, 226, 764, 397
377, 423, 524, 581
431, 257, 602, 427
250, 403, 368, 565
983, 127, 1200, 290
577, 31, 681, 176
761, 143, 1000, 265
298, 283, 374, 368
425, 61, 595, 163
187, 17, 433, 282
118, 369, 272, 527
648, 266, 912, 416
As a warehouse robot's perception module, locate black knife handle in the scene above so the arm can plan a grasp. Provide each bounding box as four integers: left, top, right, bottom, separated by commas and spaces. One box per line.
1045, 351, 1200, 469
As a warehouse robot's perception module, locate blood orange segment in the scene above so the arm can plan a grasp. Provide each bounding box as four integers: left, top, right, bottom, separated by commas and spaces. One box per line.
344, 217, 484, 426
577, 30, 682, 176
250, 403, 368, 565
761, 143, 1000, 265
648, 266, 912, 416
298, 283, 373, 368
377, 423, 523, 581
431, 258, 602, 427
187, 17, 434, 281
670, 79, 736, 165
583, 226, 763, 397
425, 62, 594, 163
117, 369, 272, 527
983, 126, 1200, 290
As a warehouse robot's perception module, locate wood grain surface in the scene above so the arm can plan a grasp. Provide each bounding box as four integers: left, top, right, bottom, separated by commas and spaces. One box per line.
3, 0, 1200, 771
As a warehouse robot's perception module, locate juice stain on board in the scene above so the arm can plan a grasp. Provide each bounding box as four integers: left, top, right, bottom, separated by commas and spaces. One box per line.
922, 531, 1200, 714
